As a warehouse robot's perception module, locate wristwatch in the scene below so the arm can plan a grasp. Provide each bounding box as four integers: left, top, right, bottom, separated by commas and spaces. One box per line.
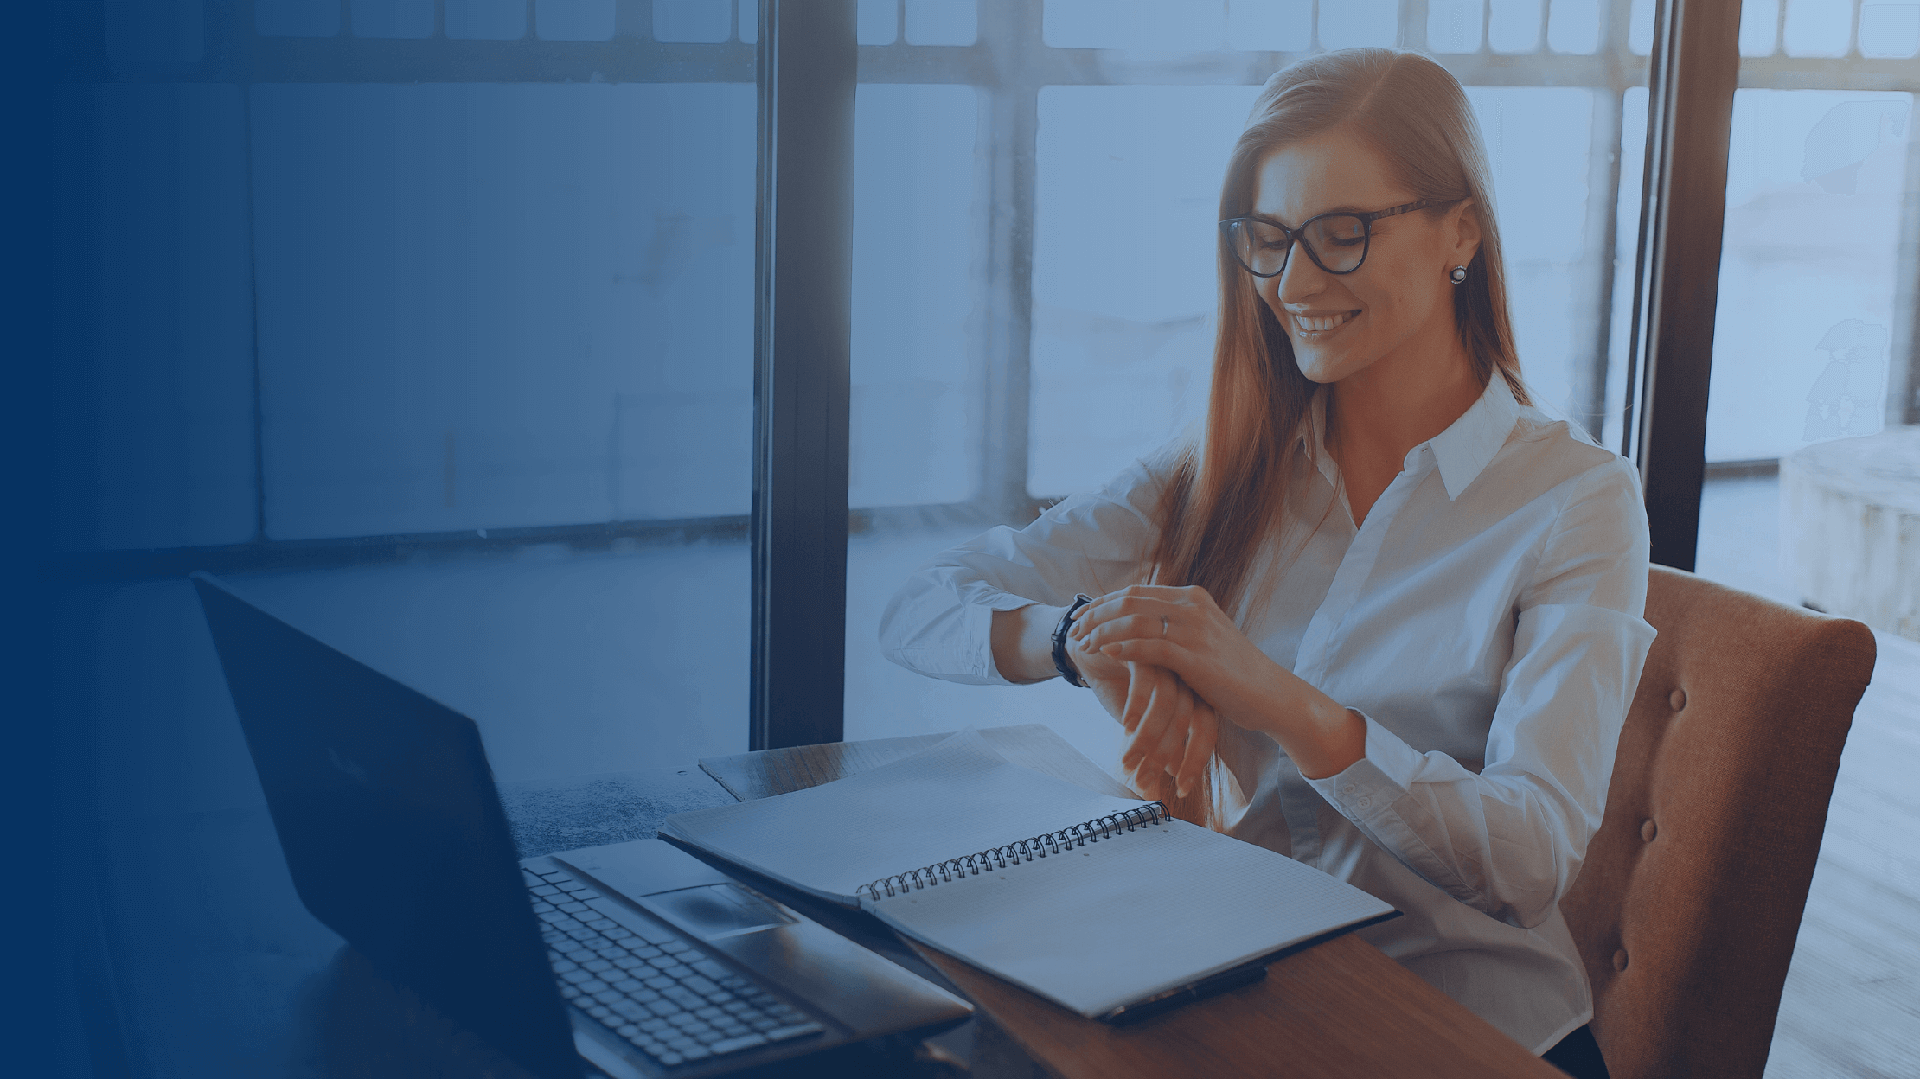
1051, 594, 1095, 687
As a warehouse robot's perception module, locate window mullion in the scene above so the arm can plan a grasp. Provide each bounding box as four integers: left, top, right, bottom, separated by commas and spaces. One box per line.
976, 0, 1046, 524
1892, 125, 1920, 427
1575, 83, 1625, 437
750, 0, 857, 749
1625, 0, 1742, 570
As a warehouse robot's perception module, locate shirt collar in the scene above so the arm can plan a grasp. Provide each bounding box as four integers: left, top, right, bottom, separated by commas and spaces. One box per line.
1300, 373, 1521, 501
1429, 373, 1521, 500
1304, 386, 1341, 489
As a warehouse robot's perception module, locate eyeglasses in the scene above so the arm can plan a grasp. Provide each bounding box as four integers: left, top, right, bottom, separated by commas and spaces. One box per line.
1220, 198, 1458, 278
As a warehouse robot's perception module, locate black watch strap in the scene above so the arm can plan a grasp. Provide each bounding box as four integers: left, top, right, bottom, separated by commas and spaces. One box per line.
1051, 594, 1095, 687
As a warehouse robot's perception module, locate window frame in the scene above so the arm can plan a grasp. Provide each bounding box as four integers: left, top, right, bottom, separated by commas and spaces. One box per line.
1622, 0, 1742, 571
68, 0, 1920, 732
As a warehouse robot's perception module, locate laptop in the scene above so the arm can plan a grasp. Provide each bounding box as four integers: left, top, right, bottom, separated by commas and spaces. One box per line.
189, 571, 972, 1079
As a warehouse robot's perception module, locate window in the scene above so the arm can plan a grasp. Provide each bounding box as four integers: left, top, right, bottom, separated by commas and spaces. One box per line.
80, 0, 764, 776
842, 0, 1659, 767
79, 1, 1919, 773
1694, 0, 1919, 607
840, 0, 1920, 766
69, 6, 767, 1074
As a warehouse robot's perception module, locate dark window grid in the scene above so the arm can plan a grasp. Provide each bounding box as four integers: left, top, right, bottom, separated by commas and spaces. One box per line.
88, 2, 1920, 572
232, 0, 1910, 65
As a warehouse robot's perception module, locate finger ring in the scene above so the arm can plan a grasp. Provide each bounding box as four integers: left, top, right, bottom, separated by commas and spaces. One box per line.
1160, 616, 1169, 638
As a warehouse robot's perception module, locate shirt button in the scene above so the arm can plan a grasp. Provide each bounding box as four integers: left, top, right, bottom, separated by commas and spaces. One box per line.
1356, 797, 1372, 809
1342, 784, 1356, 795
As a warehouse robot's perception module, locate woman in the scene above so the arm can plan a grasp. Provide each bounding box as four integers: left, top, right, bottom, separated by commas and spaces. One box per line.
879, 49, 1649, 1079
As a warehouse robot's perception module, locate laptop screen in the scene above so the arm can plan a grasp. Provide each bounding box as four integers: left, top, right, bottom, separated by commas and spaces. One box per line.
192, 572, 581, 1079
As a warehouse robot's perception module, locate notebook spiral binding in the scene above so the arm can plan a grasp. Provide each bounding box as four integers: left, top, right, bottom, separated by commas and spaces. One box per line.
856, 802, 1170, 902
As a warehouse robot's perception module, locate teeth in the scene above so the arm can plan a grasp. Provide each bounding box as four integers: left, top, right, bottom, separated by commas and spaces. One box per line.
1292, 311, 1357, 333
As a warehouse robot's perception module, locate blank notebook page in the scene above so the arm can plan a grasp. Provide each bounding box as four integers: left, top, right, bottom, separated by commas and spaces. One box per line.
660, 730, 1143, 904
867, 816, 1397, 1018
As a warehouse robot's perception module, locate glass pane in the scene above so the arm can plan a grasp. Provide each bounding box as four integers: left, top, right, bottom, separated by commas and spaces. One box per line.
1740, 0, 1782, 56
1430, 0, 1485, 54
1227, 0, 1312, 51
1783, 0, 1855, 57
840, 83, 1084, 747
849, 85, 979, 509
1697, 72, 1918, 626
255, 0, 339, 37
1860, 2, 1920, 57
1316, 0, 1398, 48
351, 0, 435, 39
251, 84, 756, 539
654, 0, 732, 43
1467, 86, 1610, 437
1043, 0, 1226, 51
1547, 0, 1602, 54
71, 84, 257, 550
1488, 0, 1543, 53
1629, 0, 1656, 54
905, 0, 977, 45
1029, 85, 1256, 498
1708, 89, 1911, 462
446, 0, 527, 40
535, 0, 615, 41
857, 0, 898, 45
105, 0, 206, 64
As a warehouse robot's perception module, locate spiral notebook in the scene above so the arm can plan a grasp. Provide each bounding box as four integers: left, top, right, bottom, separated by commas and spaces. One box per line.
659, 730, 1397, 1021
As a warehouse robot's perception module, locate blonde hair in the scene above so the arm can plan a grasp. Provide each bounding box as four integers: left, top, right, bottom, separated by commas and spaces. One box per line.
1151, 49, 1528, 828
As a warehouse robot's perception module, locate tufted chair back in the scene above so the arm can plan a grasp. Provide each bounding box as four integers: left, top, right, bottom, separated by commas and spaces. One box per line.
1559, 566, 1875, 1079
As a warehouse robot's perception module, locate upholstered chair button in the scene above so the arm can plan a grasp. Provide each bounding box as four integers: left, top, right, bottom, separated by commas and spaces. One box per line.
1641, 819, 1658, 843
1612, 949, 1629, 972
1669, 688, 1686, 710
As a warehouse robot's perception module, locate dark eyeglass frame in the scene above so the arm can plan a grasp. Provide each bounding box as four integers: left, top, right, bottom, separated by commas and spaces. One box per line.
1219, 198, 1460, 278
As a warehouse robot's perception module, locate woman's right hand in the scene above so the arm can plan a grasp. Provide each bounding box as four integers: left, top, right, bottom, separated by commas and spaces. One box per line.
989, 604, 1214, 798
1118, 663, 1219, 801
1064, 628, 1132, 715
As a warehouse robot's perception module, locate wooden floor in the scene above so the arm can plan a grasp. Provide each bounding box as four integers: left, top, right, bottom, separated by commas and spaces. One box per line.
1762, 628, 1920, 1078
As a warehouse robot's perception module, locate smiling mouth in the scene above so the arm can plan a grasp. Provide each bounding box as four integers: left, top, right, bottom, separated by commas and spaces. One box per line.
1290, 310, 1360, 335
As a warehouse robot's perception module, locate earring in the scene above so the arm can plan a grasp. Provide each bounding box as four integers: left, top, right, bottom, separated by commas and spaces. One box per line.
1449, 265, 1468, 285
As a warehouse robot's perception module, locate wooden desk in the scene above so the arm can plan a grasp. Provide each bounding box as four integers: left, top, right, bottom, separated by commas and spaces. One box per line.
700, 724, 1562, 1079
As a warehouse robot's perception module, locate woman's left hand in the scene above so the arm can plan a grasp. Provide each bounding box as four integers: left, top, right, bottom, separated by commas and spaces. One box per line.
1070, 584, 1277, 718
1070, 584, 1366, 779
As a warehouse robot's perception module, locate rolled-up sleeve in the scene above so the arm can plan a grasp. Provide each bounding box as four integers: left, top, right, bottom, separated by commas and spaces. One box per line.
1305, 458, 1656, 928
878, 447, 1178, 685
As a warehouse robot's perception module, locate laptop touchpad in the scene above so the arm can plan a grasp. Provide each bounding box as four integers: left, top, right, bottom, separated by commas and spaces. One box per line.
643, 884, 794, 940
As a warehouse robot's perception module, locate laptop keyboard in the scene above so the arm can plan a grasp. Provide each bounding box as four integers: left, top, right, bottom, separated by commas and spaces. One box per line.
523, 866, 826, 1068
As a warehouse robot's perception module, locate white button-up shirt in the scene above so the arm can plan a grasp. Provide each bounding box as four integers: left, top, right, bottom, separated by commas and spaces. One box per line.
879, 375, 1656, 1054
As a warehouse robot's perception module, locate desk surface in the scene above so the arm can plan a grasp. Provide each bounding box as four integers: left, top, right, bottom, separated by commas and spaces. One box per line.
701, 725, 1562, 1079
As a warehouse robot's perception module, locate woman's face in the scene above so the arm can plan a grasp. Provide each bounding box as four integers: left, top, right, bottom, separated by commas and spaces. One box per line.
1249, 128, 1480, 387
